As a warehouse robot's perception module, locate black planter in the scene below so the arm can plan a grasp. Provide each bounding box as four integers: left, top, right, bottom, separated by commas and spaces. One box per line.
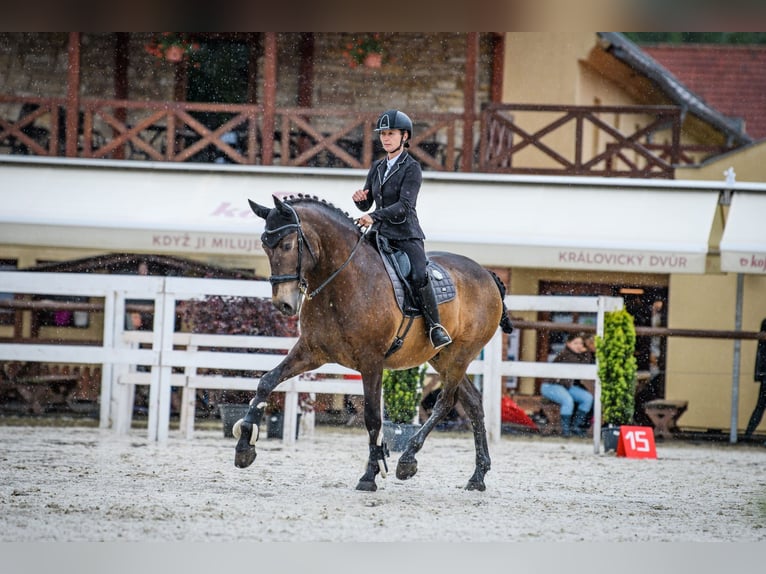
219, 403, 250, 438
382, 421, 421, 452
266, 412, 301, 439
602, 424, 621, 453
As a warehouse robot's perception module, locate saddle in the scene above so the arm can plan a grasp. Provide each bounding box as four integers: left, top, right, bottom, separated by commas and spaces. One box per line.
375, 234, 456, 315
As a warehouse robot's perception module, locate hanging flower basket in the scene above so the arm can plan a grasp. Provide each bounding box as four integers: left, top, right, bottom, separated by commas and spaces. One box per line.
145, 32, 200, 63
342, 34, 387, 69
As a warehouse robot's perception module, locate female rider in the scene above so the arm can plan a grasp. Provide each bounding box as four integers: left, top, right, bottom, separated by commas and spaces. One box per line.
352, 109, 451, 350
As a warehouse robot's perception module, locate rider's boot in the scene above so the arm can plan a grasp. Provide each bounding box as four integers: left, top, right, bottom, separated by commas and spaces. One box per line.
417, 279, 452, 350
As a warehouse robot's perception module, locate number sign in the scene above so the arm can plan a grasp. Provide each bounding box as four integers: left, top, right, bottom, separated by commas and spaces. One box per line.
616, 425, 657, 459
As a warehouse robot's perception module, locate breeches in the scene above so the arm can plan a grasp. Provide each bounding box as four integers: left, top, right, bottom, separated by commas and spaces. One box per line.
389, 238, 427, 288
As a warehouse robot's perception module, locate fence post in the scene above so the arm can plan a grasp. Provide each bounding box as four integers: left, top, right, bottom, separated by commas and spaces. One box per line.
593, 296, 606, 454
152, 280, 176, 443
282, 381, 300, 446
483, 330, 502, 443
180, 344, 198, 440
100, 286, 117, 429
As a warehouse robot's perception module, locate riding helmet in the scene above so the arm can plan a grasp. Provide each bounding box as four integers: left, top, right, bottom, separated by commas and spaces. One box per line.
375, 109, 413, 142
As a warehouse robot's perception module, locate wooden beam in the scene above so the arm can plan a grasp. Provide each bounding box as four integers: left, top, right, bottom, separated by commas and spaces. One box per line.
113, 33, 130, 159
461, 32, 479, 172
65, 32, 81, 157
490, 33, 504, 103
262, 32, 278, 166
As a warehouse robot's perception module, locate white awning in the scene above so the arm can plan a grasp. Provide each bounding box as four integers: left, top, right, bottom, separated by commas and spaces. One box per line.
0, 158, 722, 273
720, 192, 766, 274
417, 180, 720, 273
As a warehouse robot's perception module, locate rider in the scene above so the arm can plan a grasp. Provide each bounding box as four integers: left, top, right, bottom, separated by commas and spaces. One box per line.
352, 109, 452, 350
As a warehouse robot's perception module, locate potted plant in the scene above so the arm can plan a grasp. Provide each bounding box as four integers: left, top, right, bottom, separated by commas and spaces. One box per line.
342, 33, 387, 69
595, 308, 638, 452
145, 32, 200, 63
382, 365, 426, 451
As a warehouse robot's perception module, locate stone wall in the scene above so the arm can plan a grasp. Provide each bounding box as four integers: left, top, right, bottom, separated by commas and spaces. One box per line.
0, 33, 493, 115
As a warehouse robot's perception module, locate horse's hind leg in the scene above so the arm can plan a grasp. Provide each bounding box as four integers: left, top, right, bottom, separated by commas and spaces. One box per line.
395, 381, 459, 481
456, 375, 491, 491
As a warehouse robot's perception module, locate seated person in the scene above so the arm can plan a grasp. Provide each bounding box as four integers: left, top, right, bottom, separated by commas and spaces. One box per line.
541, 332, 594, 437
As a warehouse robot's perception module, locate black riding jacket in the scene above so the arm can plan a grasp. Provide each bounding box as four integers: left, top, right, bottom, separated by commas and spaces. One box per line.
354, 151, 425, 241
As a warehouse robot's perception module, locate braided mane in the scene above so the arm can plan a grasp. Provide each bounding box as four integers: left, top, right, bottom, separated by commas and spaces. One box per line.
282, 193, 364, 233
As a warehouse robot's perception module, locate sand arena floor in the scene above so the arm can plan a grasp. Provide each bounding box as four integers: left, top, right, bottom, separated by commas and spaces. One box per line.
1, 423, 765, 542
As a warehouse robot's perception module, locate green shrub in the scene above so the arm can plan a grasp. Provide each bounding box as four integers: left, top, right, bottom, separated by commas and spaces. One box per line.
596, 309, 637, 426
382, 365, 426, 424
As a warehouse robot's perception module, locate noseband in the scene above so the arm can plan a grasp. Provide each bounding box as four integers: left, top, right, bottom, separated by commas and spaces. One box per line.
261, 202, 316, 294
261, 202, 367, 300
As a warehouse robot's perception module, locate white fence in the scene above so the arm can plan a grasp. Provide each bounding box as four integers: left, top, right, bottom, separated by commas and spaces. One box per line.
0, 272, 622, 453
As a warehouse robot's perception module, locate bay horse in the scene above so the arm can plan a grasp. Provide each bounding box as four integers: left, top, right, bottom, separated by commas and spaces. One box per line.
234, 194, 513, 491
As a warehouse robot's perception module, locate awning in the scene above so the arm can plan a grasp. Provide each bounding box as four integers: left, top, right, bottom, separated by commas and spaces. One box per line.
720, 192, 766, 274
0, 158, 722, 273
417, 178, 720, 274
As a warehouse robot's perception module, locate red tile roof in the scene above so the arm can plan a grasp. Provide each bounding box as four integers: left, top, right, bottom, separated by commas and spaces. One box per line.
643, 44, 766, 140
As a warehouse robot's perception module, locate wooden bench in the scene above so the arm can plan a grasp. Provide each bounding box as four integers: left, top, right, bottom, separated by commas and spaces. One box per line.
510, 394, 561, 435
644, 399, 688, 440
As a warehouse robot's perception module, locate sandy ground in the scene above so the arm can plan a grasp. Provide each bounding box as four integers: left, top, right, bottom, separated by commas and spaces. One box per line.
1, 423, 765, 543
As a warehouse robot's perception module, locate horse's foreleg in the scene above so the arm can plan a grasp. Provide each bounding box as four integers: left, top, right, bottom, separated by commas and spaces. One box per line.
356, 368, 386, 492
234, 346, 320, 469
456, 376, 491, 491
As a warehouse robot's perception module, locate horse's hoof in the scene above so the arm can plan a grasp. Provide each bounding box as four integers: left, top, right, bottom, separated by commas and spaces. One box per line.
234, 421, 257, 468
356, 480, 377, 492
396, 459, 418, 480
235, 444, 256, 468
465, 480, 486, 492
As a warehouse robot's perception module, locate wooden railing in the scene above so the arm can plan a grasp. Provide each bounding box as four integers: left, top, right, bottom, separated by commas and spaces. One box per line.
0, 96, 740, 176
0, 96, 467, 171
479, 103, 737, 178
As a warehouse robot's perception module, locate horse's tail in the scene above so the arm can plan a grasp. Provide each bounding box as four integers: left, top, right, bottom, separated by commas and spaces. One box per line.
488, 270, 514, 334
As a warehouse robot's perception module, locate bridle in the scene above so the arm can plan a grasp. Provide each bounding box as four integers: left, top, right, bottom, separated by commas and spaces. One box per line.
261, 202, 368, 301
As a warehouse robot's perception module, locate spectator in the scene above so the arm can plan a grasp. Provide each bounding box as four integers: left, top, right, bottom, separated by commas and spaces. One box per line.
541, 332, 594, 437
744, 318, 766, 443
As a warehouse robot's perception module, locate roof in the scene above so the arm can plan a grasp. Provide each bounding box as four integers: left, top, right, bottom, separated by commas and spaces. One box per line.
642, 43, 766, 141
597, 33, 753, 146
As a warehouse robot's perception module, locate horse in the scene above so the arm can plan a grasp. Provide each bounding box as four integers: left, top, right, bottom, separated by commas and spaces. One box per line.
234, 194, 513, 491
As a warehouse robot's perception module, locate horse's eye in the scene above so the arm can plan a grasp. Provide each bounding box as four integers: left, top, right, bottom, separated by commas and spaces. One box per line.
281, 241, 292, 251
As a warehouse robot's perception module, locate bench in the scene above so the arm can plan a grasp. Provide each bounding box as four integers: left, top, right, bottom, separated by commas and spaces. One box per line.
644, 399, 688, 439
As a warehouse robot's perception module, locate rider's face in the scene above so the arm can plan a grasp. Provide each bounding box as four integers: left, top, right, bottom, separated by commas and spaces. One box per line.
379, 129, 406, 153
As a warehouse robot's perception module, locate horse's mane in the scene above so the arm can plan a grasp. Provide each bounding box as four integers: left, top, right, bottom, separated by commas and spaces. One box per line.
282, 193, 364, 234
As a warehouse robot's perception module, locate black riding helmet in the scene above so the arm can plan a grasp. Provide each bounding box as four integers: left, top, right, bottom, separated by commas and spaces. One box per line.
375, 109, 413, 147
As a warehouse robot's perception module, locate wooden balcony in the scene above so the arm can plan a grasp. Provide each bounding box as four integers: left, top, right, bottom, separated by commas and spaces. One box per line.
0, 96, 740, 178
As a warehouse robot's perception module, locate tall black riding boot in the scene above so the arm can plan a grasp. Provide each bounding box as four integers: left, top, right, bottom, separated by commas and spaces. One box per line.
417, 280, 452, 350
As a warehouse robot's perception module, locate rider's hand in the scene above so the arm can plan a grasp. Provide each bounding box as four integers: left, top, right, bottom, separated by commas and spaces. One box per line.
352, 189, 370, 202
357, 214, 373, 227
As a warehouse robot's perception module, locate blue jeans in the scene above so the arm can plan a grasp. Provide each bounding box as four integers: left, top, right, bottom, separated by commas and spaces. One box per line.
540, 382, 593, 417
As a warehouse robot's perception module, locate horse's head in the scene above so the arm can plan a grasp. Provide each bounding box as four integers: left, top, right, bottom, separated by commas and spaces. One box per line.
249, 195, 314, 316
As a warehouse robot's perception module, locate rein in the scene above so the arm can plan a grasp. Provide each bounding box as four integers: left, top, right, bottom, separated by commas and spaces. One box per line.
263, 203, 368, 301
304, 227, 368, 300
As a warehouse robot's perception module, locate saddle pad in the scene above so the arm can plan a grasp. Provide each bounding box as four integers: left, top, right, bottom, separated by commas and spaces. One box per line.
381, 251, 457, 315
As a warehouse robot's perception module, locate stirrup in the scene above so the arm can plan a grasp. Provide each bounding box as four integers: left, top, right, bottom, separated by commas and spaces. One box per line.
429, 324, 452, 350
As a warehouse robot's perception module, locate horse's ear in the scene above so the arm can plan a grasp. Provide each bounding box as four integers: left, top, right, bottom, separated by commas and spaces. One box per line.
273, 195, 292, 216
248, 199, 271, 220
